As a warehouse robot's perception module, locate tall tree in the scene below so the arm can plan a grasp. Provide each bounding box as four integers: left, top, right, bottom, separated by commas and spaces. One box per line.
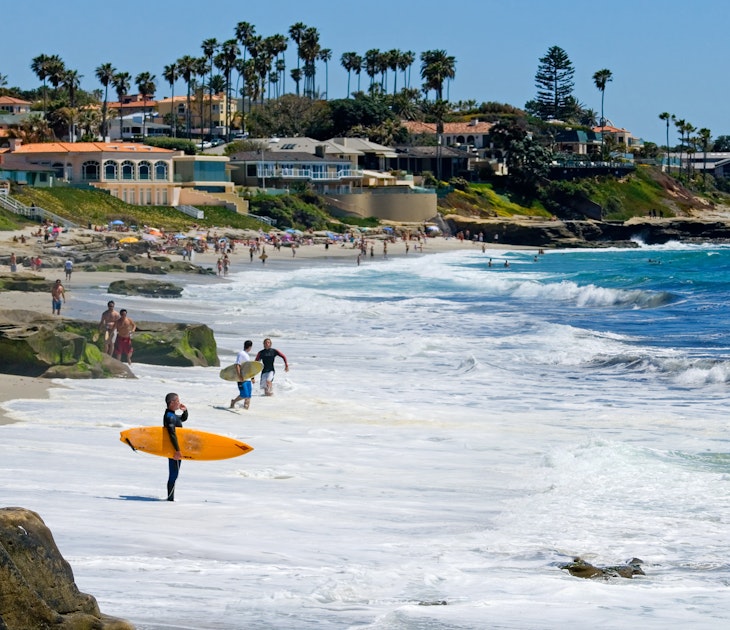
177, 55, 199, 139
95, 63, 116, 140
235, 21, 256, 117
288, 22, 307, 74
135, 71, 156, 138
318, 48, 332, 99
698, 127, 711, 190
201, 38, 219, 141
111, 71, 131, 140
215, 40, 240, 141
533, 45, 575, 120
364, 49, 380, 91
400, 50, 415, 89
659, 112, 672, 174
340, 52, 358, 97
420, 49, 455, 102
593, 68, 612, 127
30, 53, 55, 115
162, 62, 179, 137
300, 27, 320, 98
61, 69, 81, 140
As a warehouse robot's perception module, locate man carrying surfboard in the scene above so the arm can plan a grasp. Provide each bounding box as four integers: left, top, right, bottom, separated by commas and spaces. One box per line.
230, 340, 255, 410
255, 338, 289, 396
163, 392, 187, 501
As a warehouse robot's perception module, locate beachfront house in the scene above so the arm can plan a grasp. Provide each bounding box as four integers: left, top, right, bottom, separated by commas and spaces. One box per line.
156, 93, 235, 139
1, 139, 180, 205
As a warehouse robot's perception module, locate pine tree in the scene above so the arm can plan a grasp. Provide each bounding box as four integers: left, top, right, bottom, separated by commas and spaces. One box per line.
533, 45, 575, 121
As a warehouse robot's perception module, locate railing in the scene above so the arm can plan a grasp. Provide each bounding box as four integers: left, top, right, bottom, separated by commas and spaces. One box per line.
0, 189, 78, 227
248, 213, 276, 226
176, 204, 205, 220
258, 166, 364, 180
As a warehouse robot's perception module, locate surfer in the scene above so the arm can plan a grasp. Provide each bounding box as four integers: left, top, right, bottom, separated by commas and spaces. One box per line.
51, 279, 65, 315
113, 309, 136, 365
255, 338, 289, 396
163, 392, 187, 501
230, 340, 255, 409
99, 300, 120, 355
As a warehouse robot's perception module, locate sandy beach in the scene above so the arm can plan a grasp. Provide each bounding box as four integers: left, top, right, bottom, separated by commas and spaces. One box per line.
0, 224, 522, 426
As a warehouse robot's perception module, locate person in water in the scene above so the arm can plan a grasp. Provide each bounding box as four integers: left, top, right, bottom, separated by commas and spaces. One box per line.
255, 338, 289, 396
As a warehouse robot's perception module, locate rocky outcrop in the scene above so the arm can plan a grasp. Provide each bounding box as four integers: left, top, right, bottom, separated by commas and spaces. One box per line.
560, 557, 645, 580
0, 507, 135, 630
444, 216, 730, 248
0, 274, 53, 293
108, 279, 184, 298
0, 310, 218, 378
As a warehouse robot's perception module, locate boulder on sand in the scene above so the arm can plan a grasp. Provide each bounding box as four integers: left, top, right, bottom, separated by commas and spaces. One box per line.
108, 279, 184, 298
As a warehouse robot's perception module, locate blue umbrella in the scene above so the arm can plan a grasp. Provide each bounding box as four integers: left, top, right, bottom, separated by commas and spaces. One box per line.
110, 220, 125, 225
174, 233, 187, 239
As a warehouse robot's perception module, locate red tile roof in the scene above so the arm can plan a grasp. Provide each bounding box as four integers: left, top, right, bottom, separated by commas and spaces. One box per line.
11, 142, 175, 154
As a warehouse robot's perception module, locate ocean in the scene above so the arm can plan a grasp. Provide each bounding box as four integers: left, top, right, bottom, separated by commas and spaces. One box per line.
1, 241, 729, 629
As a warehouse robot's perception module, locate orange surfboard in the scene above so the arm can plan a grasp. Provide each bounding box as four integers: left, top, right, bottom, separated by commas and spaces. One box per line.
120, 427, 253, 461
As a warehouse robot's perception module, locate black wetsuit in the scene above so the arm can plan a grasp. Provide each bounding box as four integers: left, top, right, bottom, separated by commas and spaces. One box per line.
256, 348, 286, 374
163, 407, 187, 501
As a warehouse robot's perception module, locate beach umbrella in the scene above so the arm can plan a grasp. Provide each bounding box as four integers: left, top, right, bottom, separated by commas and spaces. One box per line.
174, 233, 187, 239
141, 234, 158, 242
426, 225, 440, 232
285, 228, 303, 235
110, 220, 125, 226
119, 236, 139, 244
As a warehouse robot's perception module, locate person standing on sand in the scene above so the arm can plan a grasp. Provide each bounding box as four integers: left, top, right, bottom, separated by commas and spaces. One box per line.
255, 338, 289, 396
64, 258, 73, 282
51, 279, 65, 315
163, 392, 187, 501
99, 300, 120, 355
113, 309, 136, 365
9, 252, 17, 272
230, 339, 255, 409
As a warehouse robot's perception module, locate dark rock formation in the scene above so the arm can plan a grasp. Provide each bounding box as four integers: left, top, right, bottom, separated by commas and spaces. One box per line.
0, 274, 53, 293
0, 506, 134, 629
108, 279, 184, 298
560, 557, 645, 580
0, 310, 218, 378
444, 216, 730, 248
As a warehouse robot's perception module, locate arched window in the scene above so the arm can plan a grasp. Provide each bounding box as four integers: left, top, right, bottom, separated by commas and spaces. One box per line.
104, 160, 118, 180
138, 161, 152, 180
121, 160, 134, 180
154, 161, 168, 180
456, 135, 465, 144
82, 161, 100, 180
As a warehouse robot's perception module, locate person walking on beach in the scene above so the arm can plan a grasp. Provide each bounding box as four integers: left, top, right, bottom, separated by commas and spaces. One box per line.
99, 300, 120, 355
113, 308, 136, 364
64, 258, 73, 281
230, 339, 255, 409
51, 279, 65, 315
163, 392, 188, 501
9, 252, 17, 272
255, 337, 289, 396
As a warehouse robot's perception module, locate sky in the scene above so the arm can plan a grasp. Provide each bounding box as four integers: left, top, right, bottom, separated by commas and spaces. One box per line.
1, 0, 726, 146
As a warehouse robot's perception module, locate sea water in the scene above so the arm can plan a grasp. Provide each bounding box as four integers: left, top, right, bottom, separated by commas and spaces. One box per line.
2, 242, 730, 629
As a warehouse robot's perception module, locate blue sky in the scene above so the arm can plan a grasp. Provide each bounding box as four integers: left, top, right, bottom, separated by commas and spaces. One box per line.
1, 0, 725, 145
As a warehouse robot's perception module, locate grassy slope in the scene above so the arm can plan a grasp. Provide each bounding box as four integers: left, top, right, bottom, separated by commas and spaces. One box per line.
8, 188, 267, 231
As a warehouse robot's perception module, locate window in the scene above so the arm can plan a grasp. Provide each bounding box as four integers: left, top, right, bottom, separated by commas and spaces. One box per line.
139, 161, 151, 180
104, 160, 118, 180
154, 161, 168, 180
82, 161, 100, 180
121, 160, 134, 180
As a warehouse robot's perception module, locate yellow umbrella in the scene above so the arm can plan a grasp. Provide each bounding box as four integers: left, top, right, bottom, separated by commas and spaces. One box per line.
119, 237, 139, 244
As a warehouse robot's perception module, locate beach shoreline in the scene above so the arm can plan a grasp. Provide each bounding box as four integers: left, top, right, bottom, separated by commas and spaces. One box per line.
0, 227, 529, 425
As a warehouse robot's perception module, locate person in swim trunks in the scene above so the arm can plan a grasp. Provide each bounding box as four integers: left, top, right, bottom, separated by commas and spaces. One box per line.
51, 279, 65, 315
255, 337, 289, 396
113, 308, 137, 365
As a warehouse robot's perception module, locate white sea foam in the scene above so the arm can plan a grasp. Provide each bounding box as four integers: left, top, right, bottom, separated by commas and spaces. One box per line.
2, 248, 729, 628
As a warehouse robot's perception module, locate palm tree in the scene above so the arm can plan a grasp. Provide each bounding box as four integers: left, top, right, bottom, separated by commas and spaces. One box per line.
420, 50, 455, 102
300, 27, 320, 98
364, 49, 380, 91
318, 48, 332, 99
177, 55, 199, 139
698, 127, 712, 190
111, 71, 131, 140
289, 22, 307, 74
399, 51, 415, 89
162, 62, 179, 137
659, 112, 672, 174
201, 38, 219, 141
61, 69, 81, 140
235, 21, 256, 111
290, 67, 302, 96
30, 54, 53, 115
682, 122, 696, 179
135, 71, 156, 138
215, 40, 240, 141
340, 52, 358, 97
387, 49, 401, 94
592, 68, 613, 128
95, 63, 116, 140
45, 55, 66, 95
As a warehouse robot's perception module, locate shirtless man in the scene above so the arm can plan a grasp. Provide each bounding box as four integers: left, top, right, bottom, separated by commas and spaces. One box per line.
51, 279, 65, 315
99, 300, 120, 354
113, 309, 137, 365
